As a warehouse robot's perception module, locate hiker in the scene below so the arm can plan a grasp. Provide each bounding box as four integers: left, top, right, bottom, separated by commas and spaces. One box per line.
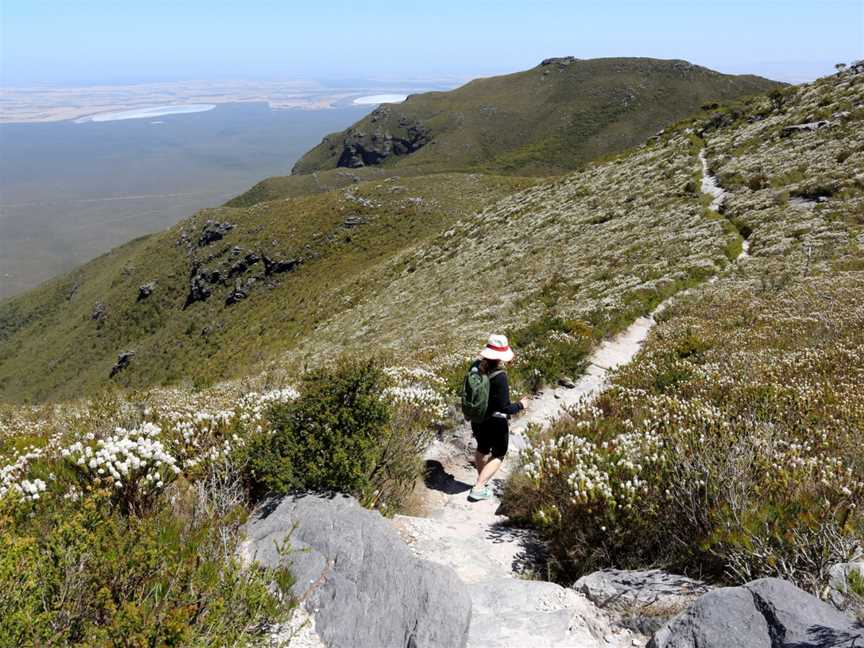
462, 333, 527, 501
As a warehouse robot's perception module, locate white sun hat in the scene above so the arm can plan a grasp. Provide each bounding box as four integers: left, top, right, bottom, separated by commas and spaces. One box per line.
479, 333, 514, 362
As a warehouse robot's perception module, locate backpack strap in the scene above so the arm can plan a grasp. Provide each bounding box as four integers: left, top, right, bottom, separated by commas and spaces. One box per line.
488, 369, 505, 379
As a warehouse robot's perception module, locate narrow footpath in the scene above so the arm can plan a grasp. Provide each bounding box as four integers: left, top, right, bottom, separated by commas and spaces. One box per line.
390, 146, 745, 648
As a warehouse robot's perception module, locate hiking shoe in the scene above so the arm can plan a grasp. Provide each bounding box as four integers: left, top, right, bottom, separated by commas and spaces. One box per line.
468, 486, 492, 501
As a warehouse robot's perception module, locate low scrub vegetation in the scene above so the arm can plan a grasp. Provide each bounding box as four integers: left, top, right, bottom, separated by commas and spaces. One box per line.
0, 357, 444, 643
505, 273, 864, 593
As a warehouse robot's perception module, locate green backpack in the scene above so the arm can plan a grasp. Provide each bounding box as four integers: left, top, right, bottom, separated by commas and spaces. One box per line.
461, 366, 503, 423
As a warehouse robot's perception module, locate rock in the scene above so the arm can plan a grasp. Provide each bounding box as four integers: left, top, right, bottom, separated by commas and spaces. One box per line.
184, 266, 222, 307
227, 250, 261, 278
342, 215, 368, 228
558, 377, 577, 389
198, 220, 234, 247
648, 577, 863, 648
781, 120, 831, 137
137, 282, 155, 301
828, 561, 864, 610
241, 494, 471, 648
225, 278, 256, 306
91, 302, 106, 321
468, 577, 630, 648
333, 108, 431, 168
540, 56, 579, 67
110, 351, 135, 378
262, 256, 299, 276
574, 569, 711, 634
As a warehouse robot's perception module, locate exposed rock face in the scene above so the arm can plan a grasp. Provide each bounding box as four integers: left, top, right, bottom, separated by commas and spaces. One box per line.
91, 302, 106, 321
540, 56, 580, 67
109, 351, 135, 378
648, 578, 863, 648
198, 220, 234, 247
262, 256, 299, 276
574, 569, 712, 634
184, 265, 221, 307
781, 120, 832, 136
334, 107, 431, 169
241, 494, 472, 648
137, 282, 155, 301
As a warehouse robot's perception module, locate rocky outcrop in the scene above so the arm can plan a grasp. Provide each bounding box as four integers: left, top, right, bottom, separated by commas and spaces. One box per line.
648, 577, 863, 648
262, 255, 299, 276
241, 494, 472, 648
137, 282, 155, 301
781, 120, 832, 137
334, 107, 431, 169
184, 265, 221, 308
574, 569, 712, 634
198, 220, 234, 247
109, 351, 135, 378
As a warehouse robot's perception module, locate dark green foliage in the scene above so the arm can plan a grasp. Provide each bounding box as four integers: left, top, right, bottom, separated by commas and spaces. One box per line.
245, 360, 390, 501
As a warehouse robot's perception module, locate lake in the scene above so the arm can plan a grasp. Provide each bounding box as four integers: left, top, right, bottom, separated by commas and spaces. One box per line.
0, 102, 371, 300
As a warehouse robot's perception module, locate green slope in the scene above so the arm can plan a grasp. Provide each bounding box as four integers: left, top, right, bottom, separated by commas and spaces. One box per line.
292, 57, 781, 178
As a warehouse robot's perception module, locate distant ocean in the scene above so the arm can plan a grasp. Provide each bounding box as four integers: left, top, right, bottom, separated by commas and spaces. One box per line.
0, 101, 371, 299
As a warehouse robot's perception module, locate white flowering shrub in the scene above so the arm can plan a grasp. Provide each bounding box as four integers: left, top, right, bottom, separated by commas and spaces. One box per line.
507, 273, 864, 592
64, 422, 180, 514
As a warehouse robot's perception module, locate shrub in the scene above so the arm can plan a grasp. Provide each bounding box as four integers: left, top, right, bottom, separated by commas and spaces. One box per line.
0, 489, 292, 646
506, 275, 864, 592
243, 359, 435, 512
508, 316, 593, 392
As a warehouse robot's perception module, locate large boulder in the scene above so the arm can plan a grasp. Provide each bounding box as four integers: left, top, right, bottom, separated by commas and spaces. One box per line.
241, 493, 472, 648
648, 577, 863, 648
573, 569, 712, 634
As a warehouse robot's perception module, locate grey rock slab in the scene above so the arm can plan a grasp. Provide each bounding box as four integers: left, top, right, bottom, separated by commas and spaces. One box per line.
242, 493, 471, 648
746, 577, 862, 646
648, 586, 771, 648
828, 561, 864, 610
648, 577, 863, 648
574, 569, 712, 634
468, 577, 638, 648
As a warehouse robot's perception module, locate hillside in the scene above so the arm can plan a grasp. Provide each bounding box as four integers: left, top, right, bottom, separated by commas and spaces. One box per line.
292, 57, 780, 177
1, 61, 863, 648
0, 65, 858, 404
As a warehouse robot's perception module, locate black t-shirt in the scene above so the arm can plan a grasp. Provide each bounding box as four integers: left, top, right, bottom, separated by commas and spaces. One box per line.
472, 361, 523, 418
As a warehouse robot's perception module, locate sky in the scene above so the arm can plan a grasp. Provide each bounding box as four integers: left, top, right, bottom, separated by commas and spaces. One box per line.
1, 0, 862, 86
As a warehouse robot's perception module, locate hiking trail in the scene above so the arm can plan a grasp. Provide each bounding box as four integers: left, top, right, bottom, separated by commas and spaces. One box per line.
390, 146, 746, 648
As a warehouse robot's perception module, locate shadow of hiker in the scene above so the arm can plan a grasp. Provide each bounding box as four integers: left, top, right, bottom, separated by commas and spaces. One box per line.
485, 520, 549, 577
424, 460, 472, 495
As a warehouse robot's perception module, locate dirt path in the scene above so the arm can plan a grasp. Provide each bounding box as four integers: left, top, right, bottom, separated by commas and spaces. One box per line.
390, 147, 743, 648
392, 312, 663, 648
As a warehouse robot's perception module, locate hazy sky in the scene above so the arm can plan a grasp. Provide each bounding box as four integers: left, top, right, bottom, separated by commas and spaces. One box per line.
2, 0, 862, 86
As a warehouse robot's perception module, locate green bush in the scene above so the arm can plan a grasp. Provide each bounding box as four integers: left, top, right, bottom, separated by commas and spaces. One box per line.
244, 359, 432, 512
0, 489, 292, 646
508, 316, 593, 392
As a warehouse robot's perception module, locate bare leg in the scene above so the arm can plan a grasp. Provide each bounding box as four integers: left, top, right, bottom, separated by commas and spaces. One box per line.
476, 458, 503, 489
474, 450, 488, 481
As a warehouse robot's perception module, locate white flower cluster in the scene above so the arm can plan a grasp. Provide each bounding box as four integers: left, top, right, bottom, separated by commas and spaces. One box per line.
0, 446, 45, 500
382, 366, 448, 419
63, 422, 179, 493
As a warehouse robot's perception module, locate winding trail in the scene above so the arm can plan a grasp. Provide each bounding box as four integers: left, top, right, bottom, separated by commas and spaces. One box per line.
390, 147, 744, 648
392, 314, 661, 648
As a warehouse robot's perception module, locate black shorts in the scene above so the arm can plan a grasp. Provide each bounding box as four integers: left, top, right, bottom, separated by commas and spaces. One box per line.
471, 417, 509, 460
